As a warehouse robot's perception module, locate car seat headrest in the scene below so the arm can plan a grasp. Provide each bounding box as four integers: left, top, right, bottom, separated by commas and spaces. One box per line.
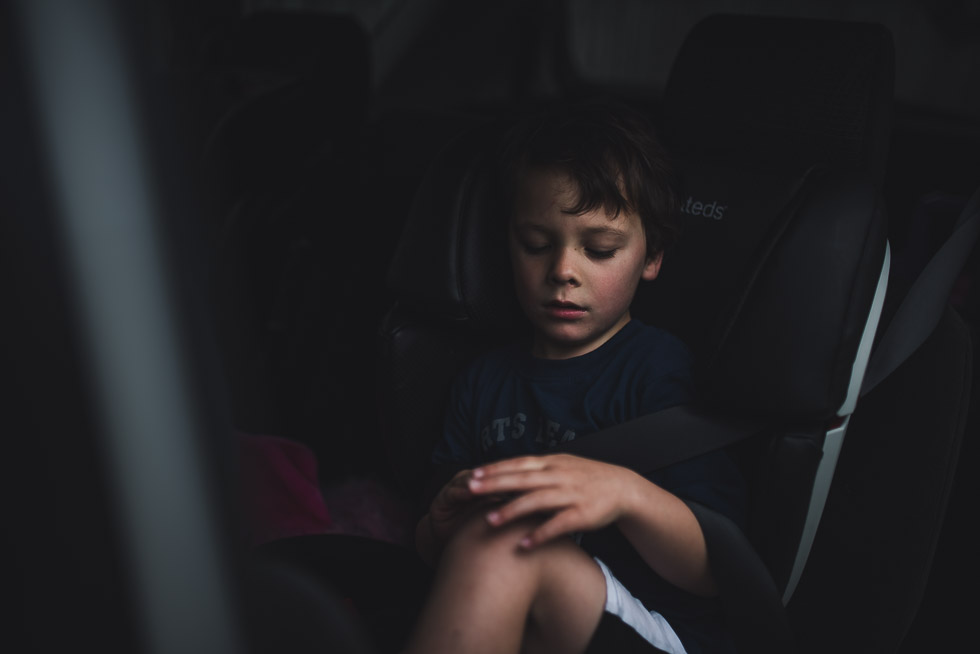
199, 12, 370, 206
662, 14, 894, 184
633, 157, 817, 350
206, 11, 369, 79
636, 156, 888, 420
386, 120, 525, 339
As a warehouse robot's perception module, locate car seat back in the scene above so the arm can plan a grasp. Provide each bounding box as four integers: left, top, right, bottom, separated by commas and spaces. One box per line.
643, 14, 897, 602
379, 119, 523, 501
660, 13, 894, 184
198, 13, 374, 479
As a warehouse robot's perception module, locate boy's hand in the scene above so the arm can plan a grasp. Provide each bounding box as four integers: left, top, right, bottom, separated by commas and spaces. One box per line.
466, 454, 640, 549
428, 469, 476, 543
428, 469, 512, 544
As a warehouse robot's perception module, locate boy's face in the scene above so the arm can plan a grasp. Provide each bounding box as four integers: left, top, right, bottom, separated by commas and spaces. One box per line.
509, 168, 662, 359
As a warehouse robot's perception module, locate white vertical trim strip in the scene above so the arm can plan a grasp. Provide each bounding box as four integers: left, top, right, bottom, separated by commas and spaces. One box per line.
783, 245, 890, 603
838, 242, 891, 417
782, 417, 849, 604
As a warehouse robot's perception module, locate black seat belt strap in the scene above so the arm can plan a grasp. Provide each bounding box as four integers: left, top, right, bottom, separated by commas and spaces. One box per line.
557, 404, 767, 472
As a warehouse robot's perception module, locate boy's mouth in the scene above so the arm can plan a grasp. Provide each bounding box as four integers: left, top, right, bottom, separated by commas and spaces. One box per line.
544, 300, 587, 319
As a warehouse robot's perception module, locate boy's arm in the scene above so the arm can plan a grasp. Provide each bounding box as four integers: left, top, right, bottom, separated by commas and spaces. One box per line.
467, 454, 717, 597
615, 468, 717, 597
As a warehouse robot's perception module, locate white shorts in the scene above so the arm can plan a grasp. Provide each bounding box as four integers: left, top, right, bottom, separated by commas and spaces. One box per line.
595, 558, 688, 654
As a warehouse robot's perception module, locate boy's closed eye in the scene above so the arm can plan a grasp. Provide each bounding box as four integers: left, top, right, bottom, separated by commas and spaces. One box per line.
516, 235, 623, 259
519, 239, 551, 255
583, 234, 627, 259
584, 246, 619, 259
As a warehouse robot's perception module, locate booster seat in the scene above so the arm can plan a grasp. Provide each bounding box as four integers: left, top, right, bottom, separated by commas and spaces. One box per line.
378, 14, 976, 652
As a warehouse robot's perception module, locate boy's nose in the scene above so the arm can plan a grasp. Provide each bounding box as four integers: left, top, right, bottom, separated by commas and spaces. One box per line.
548, 249, 580, 286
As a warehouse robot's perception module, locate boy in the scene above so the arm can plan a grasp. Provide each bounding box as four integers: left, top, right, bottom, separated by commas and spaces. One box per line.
405, 101, 746, 654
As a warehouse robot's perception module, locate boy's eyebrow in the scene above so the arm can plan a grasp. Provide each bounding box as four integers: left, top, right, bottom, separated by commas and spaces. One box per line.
580, 226, 629, 238
513, 223, 629, 239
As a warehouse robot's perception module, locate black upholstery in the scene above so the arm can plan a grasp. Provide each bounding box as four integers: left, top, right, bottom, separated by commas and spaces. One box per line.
380, 121, 523, 500
647, 13, 896, 406
255, 534, 432, 654
635, 164, 888, 420
788, 306, 973, 652
656, 16, 974, 652
243, 557, 375, 654
199, 13, 375, 478
705, 173, 886, 419
645, 15, 896, 606
384, 120, 524, 335
661, 14, 894, 184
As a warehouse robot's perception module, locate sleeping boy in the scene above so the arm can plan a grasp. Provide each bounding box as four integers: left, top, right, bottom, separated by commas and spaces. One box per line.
405, 100, 746, 654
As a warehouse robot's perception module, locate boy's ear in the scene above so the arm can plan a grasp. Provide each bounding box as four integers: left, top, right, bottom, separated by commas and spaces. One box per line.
641, 251, 663, 281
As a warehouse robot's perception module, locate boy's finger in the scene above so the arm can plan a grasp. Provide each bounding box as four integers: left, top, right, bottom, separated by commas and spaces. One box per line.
520, 511, 580, 549
444, 485, 473, 501
469, 469, 553, 494
486, 488, 567, 526
433, 484, 474, 511
448, 470, 474, 487
472, 456, 548, 478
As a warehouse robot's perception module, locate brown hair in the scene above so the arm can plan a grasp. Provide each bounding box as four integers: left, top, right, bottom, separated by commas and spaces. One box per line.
501, 97, 680, 255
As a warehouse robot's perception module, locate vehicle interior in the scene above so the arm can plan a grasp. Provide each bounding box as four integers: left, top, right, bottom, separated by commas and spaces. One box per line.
4, 1, 978, 653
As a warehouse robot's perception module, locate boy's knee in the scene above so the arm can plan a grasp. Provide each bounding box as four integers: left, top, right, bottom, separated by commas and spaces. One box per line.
440, 511, 587, 578
443, 510, 536, 560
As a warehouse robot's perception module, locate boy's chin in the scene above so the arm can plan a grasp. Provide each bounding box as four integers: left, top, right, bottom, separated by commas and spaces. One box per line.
531, 331, 603, 360
530, 315, 631, 359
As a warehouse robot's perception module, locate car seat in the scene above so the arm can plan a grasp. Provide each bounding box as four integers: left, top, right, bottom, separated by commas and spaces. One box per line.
196, 11, 375, 480
378, 14, 976, 653
648, 11, 897, 605
649, 14, 974, 651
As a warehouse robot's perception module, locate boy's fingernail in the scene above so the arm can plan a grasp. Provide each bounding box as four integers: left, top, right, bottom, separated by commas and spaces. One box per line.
520, 537, 533, 549
487, 511, 499, 524
469, 478, 482, 489
472, 468, 484, 478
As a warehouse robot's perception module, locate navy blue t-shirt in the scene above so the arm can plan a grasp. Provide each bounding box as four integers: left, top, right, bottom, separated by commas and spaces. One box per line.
432, 320, 746, 653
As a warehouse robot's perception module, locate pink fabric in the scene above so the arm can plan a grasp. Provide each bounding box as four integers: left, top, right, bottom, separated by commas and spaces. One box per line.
238, 432, 333, 546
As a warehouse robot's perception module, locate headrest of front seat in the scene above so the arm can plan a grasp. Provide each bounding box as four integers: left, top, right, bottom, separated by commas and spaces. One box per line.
199, 12, 370, 202
662, 14, 894, 184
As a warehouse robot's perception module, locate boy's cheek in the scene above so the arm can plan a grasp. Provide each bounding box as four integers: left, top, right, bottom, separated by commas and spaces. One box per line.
510, 266, 540, 312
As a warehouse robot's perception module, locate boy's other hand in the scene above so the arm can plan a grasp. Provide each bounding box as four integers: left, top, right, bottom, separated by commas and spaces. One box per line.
428, 469, 510, 545
467, 454, 641, 549
428, 469, 475, 541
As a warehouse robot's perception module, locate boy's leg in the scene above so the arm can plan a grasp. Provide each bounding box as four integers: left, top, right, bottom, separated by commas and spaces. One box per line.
405, 511, 606, 654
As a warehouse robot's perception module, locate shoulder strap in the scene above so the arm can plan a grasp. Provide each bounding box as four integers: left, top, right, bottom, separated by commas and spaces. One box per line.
557, 404, 766, 472
861, 185, 980, 395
